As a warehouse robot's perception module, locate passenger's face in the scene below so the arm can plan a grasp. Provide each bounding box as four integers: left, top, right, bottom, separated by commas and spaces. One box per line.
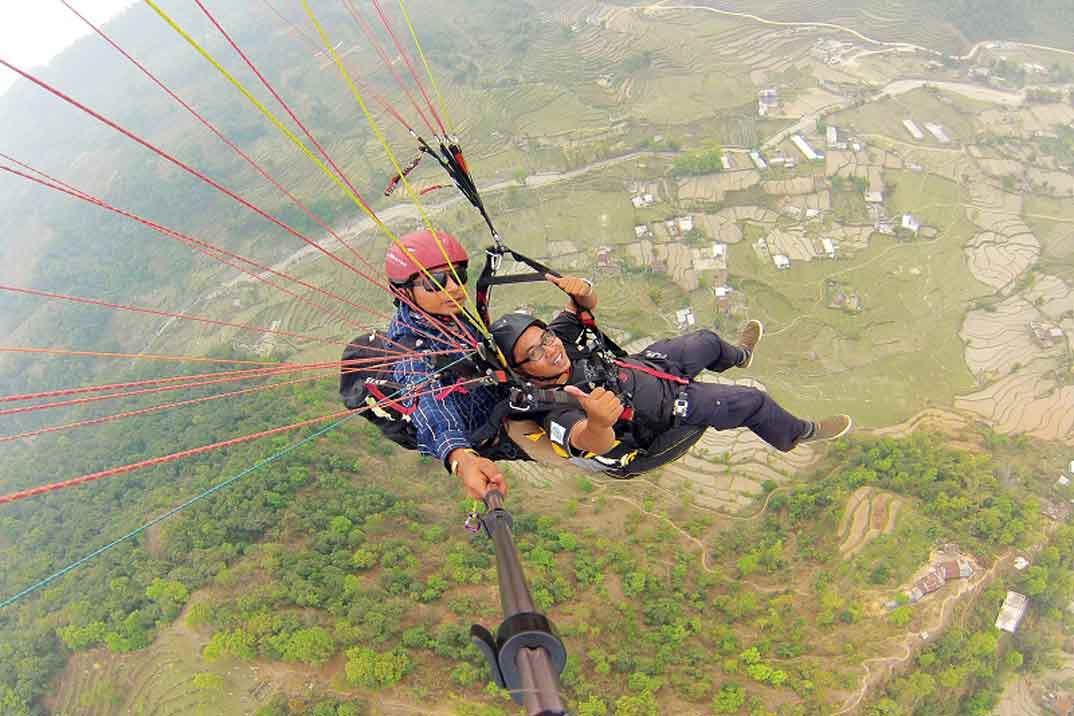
410, 263, 468, 316
513, 325, 570, 379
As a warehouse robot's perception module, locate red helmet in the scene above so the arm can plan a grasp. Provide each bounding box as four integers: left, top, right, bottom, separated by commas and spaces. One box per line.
385, 229, 469, 285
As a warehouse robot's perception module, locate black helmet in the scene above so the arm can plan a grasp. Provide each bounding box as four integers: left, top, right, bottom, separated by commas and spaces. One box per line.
490, 312, 546, 365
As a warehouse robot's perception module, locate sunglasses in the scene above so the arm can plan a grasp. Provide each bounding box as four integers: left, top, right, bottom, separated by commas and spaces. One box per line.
410, 264, 468, 291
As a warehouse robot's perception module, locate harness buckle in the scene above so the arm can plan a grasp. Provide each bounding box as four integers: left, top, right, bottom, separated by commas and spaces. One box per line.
507, 387, 534, 412
486, 248, 503, 273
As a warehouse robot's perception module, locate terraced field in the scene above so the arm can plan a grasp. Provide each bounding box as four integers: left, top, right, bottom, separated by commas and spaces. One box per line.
838, 487, 901, 559
50, 611, 264, 716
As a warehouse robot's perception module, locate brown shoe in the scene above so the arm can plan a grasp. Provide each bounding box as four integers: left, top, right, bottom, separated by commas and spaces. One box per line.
801, 415, 853, 443
737, 320, 763, 368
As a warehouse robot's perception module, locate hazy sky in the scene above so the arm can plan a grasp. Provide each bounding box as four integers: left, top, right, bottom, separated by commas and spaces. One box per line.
0, 1, 139, 96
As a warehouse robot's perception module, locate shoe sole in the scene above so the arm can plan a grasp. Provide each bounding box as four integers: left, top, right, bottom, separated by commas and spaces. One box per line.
810, 415, 853, 442
740, 320, 764, 369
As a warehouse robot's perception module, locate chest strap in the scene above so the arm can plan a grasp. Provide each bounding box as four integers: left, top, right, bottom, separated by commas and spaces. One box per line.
612, 359, 690, 385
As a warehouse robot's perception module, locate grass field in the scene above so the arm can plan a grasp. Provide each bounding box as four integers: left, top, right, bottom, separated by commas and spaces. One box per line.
830, 88, 983, 147
724, 219, 987, 427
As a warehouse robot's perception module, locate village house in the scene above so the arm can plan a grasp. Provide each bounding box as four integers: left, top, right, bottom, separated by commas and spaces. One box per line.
901, 214, 921, 236
902, 119, 925, 140
1030, 321, 1066, 348
758, 88, 779, 117
675, 307, 696, 331
791, 134, 822, 161
995, 591, 1028, 633
906, 557, 975, 603
631, 193, 656, 209
772, 254, 791, 270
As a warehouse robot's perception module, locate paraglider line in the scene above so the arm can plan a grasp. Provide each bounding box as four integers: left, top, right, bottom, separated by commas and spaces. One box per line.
141, 3, 482, 340
305, 2, 489, 338
0, 364, 483, 508
396, 0, 456, 135
369, 0, 446, 135
0, 283, 347, 349
340, 0, 435, 136
58, 1, 411, 297
0, 159, 473, 352
0, 349, 478, 609
0, 354, 437, 418
191, 0, 369, 210
0, 355, 443, 405
0, 413, 357, 610
0, 58, 395, 309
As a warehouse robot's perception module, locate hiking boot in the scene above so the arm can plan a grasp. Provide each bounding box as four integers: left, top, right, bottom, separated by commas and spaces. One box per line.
737, 319, 764, 368
800, 414, 853, 443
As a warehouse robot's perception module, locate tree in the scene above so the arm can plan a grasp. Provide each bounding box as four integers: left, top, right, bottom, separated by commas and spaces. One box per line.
145, 578, 190, 620
711, 683, 746, 714
344, 647, 412, 688
614, 690, 659, 716
283, 627, 336, 666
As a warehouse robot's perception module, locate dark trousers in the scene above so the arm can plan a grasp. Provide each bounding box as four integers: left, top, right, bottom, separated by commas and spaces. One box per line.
641, 330, 811, 452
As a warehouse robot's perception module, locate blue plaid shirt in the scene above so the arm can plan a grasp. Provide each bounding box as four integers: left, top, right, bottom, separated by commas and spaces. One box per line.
388, 304, 501, 465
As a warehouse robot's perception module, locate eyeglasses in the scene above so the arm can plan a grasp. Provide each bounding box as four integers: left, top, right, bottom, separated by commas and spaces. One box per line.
411, 264, 468, 292
516, 329, 556, 366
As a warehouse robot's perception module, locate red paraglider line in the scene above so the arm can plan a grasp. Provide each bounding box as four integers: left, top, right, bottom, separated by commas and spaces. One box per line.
0, 373, 334, 443
256, 0, 418, 133
0, 352, 445, 404
0, 361, 430, 444
0, 352, 449, 418
0, 160, 472, 353
369, 0, 446, 136
0, 346, 292, 367
0, 377, 485, 506
3, 20, 475, 350
0, 283, 345, 349
193, 0, 369, 209
340, 0, 436, 136
0, 59, 385, 302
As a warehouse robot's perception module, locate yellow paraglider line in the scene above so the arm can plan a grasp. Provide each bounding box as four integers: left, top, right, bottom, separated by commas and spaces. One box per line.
143, 0, 486, 336
397, 0, 457, 136
302, 0, 487, 336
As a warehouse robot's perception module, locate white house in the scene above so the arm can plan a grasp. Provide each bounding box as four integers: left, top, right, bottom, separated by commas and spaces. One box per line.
902, 119, 925, 140
714, 285, 733, 298
712, 243, 727, 259
791, 135, 822, 161
901, 214, 921, 235
821, 238, 837, 258
749, 151, 768, 170
925, 122, 951, 143
826, 126, 838, 147
995, 591, 1028, 633
675, 308, 696, 330
864, 191, 884, 204
1014, 557, 1030, 571
773, 254, 791, 270
634, 224, 649, 238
